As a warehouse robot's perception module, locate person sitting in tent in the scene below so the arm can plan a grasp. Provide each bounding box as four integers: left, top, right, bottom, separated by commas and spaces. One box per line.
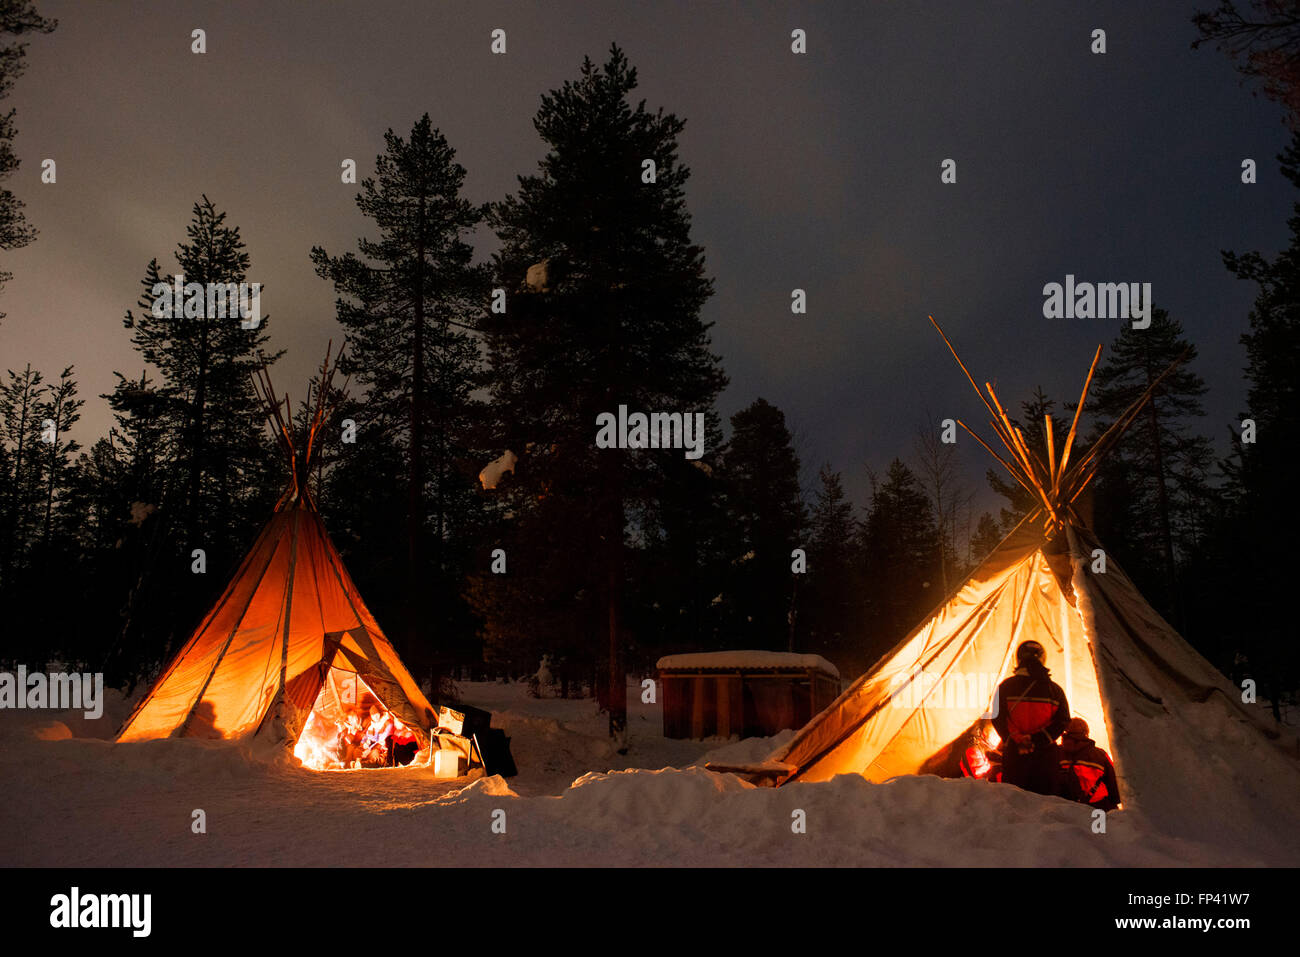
390, 716, 420, 766
991, 640, 1070, 795
331, 709, 364, 769
1055, 718, 1120, 812
959, 719, 1002, 781
361, 705, 393, 767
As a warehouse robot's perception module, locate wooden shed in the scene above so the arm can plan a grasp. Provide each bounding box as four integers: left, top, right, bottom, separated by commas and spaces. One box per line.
656, 651, 841, 740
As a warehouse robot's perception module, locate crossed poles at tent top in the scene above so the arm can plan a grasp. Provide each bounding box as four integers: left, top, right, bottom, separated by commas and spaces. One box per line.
927, 316, 1189, 538
249, 324, 1182, 536
249, 342, 351, 510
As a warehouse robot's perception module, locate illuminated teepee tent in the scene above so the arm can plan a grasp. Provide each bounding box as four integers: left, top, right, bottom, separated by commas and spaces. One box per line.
719, 320, 1296, 812
116, 349, 438, 768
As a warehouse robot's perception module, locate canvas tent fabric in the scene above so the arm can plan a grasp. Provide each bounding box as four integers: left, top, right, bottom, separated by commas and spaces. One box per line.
116, 349, 438, 759
761, 519, 1102, 784
722, 322, 1300, 826
745, 515, 1300, 835
116, 503, 437, 751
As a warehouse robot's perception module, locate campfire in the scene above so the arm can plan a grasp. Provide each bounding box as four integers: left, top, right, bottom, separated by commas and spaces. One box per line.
291, 666, 428, 771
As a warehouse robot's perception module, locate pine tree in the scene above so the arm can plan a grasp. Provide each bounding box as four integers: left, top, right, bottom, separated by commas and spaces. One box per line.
124, 196, 279, 553
1210, 130, 1300, 717
66, 437, 124, 555
630, 411, 729, 668
968, 511, 1003, 566
103, 370, 169, 514
479, 46, 726, 741
115, 198, 279, 673
0, 362, 42, 582
0, 0, 55, 321
1193, 0, 1300, 127
311, 115, 488, 675
35, 365, 81, 555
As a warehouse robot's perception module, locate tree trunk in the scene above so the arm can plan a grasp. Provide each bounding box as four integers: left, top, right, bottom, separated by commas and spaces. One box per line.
787, 575, 799, 652
607, 499, 627, 750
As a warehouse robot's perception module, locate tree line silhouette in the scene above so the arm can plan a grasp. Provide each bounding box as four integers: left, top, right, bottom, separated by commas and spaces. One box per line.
1, 34, 1297, 729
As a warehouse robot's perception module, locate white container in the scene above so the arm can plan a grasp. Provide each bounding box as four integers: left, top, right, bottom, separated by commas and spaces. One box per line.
434, 750, 464, 778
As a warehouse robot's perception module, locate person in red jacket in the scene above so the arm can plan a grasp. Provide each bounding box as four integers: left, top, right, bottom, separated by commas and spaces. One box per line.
958, 719, 1002, 782
1056, 717, 1120, 812
389, 716, 420, 766
991, 640, 1070, 796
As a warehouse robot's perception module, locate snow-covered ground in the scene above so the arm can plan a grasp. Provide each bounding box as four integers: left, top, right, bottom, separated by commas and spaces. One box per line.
2, 677, 1297, 866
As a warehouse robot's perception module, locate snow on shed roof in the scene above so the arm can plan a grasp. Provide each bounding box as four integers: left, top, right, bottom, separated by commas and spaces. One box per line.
656, 651, 839, 678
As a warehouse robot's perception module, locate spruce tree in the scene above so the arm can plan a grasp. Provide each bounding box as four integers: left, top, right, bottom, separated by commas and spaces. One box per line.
117, 197, 278, 671
859, 459, 939, 662
806, 465, 858, 665
720, 398, 806, 652
1087, 309, 1212, 622
968, 511, 1003, 566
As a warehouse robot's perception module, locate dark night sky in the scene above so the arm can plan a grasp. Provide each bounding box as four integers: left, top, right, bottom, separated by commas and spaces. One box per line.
1, 1, 1291, 513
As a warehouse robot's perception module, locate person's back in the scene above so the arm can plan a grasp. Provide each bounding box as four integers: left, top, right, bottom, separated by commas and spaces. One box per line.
991, 640, 1069, 795
390, 717, 419, 766
1056, 718, 1120, 812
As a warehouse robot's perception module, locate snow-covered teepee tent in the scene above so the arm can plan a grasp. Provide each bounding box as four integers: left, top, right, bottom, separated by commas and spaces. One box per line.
719, 320, 1300, 829
116, 349, 438, 767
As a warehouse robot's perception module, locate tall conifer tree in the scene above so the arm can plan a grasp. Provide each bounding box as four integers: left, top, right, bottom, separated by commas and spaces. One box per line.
480, 47, 726, 742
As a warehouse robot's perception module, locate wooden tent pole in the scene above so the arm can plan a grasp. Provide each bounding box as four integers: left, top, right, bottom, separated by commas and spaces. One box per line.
958, 420, 1038, 501
1061, 347, 1190, 493
1044, 414, 1057, 485
1055, 345, 1102, 491
928, 316, 1025, 454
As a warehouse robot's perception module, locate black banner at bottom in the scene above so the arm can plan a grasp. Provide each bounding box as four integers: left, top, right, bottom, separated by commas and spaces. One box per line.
3, 866, 1292, 944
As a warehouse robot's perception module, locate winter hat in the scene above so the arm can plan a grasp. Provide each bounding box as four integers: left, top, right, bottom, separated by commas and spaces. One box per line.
1064, 717, 1090, 739
1015, 640, 1045, 665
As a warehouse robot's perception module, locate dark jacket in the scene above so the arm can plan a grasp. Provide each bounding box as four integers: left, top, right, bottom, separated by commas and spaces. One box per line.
1057, 739, 1120, 812
991, 666, 1070, 751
